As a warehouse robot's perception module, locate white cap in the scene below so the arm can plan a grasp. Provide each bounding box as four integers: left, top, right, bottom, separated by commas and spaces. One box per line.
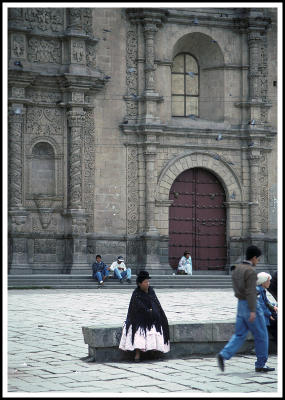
256, 272, 272, 286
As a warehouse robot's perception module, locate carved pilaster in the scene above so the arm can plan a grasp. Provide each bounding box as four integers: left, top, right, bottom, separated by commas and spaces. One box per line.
8, 107, 24, 209
125, 23, 138, 121
144, 145, 158, 233
67, 8, 84, 33
248, 153, 261, 233
248, 30, 262, 101
127, 146, 139, 235
143, 23, 158, 93
67, 109, 85, 209
259, 152, 269, 233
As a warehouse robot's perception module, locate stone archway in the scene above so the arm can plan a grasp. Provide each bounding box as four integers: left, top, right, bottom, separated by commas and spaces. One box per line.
155, 151, 244, 270
168, 167, 227, 271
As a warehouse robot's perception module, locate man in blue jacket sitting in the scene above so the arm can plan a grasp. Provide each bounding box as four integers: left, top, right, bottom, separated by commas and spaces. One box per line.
92, 255, 110, 287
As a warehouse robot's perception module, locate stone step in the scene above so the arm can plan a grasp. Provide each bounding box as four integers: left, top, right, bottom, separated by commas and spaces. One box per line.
8, 274, 233, 289
8, 283, 233, 289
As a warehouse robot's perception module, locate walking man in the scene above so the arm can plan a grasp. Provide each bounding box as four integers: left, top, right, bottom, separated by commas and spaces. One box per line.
217, 245, 275, 373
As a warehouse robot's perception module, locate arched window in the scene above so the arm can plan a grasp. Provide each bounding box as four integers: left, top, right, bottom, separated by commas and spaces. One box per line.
31, 142, 55, 196
171, 53, 199, 117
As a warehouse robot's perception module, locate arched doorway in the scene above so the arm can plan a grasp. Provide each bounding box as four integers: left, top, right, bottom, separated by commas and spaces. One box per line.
169, 168, 227, 271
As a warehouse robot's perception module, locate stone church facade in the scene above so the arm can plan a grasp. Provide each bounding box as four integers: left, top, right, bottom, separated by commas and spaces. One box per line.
8, 7, 278, 275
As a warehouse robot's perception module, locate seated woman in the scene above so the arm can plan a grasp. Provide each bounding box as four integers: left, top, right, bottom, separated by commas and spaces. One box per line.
256, 272, 278, 343
119, 270, 170, 362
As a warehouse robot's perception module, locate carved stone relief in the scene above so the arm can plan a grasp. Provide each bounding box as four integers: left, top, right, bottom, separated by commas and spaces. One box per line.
8, 113, 23, 208
259, 152, 269, 233
11, 87, 25, 99
13, 238, 27, 254
82, 9, 93, 36
95, 240, 126, 255
86, 42, 96, 69
126, 239, 139, 266
125, 24, 138, 120
27, 37, 61, 64
34, 238, 57, 262
11, 33, 25, 58
28, 90, 61, 103
127, 147, 139, 235
9, 214, 29, 233
72, 92, 84, 103
26, 106, 63, 136
23, 8, 64, 33
83, 109, 95, 232
71, 40, 85, 64
32, 214, 58, 233
34, 238, 57, 254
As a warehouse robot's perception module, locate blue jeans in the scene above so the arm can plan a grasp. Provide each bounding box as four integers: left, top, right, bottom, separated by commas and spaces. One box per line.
220, 300, 268, 368
93, 268, 109, 282
114, 267, 131, 280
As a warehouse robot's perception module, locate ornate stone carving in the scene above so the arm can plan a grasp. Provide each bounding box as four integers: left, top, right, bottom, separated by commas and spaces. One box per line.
8, 111, 23, 208
68, 8, 82, 30
95, 240, 126, 255
32, 214, 58, 233
82, 9, 93, 36
125, 24, 138, 120
259, 152, 269, 232
67, 110, 85, 208
71, 214, 88, 234
11, 34, 25, 58
72, 92, 84, 103
34, 238, 57, 262
23, 8, 64, 32
127, 147, 139, 235
27, 37, 61, 64
13, 238, 26, 254
71, 40, 85, 64
26, 106, 63, 136
83, 109, 95, 232
9, 214, 28, 233
143, 23, 158, 92
28, 90, 61, 104
33, 197, 57, 229
34, 238, 56, 254
11, 87, 25, 99
86, 42, 96, 69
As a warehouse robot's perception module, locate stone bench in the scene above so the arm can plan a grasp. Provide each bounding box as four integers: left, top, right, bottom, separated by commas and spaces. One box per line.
81, 321, 277, 362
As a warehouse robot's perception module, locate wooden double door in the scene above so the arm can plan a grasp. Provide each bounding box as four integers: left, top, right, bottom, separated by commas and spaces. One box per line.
169, 168, 227, 271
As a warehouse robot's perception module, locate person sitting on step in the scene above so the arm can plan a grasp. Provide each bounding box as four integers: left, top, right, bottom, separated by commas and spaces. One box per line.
177, 250, 193, 275
108, 256, 132, 284
92, 255, 110, 287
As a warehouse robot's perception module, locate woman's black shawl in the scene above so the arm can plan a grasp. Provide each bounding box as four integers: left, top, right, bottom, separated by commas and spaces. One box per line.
124, 286, 170, 346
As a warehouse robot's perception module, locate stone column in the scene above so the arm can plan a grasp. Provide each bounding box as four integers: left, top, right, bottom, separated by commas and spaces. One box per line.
141, 134, 161, 270
66, 107, 89, 272
248, 153, 262, 234
143, 22, 157, 93
8, 106, 24, 209
8, 104, 30, 272
144, 148, 157, 233
248, 30, 262, 102
140, 22, 162, 124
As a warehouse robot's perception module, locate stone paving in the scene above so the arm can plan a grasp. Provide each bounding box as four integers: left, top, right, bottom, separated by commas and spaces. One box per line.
5, 288, 280, 396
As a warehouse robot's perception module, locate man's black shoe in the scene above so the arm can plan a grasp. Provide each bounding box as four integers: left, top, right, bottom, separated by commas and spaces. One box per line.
255, 366, 275, 372
217, 353, 225, 372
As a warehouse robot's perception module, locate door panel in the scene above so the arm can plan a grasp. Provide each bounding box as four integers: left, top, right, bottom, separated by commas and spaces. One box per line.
169, 168, 227, 271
